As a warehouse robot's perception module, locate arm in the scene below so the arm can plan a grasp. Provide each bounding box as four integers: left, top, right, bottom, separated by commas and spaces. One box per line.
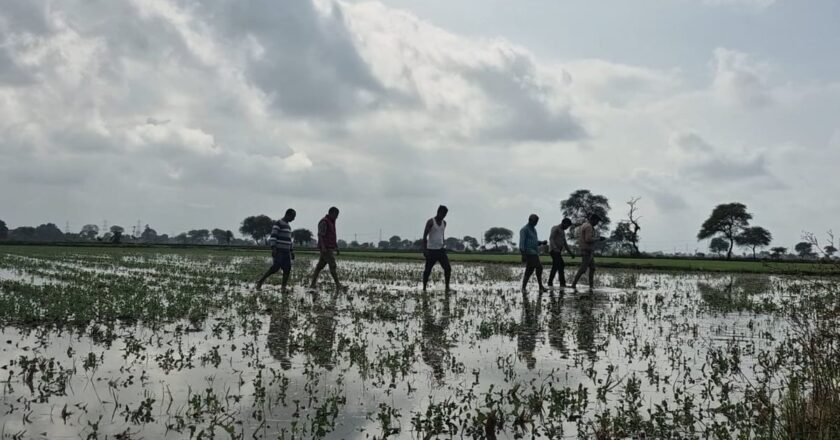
422, 219, 433, 252
519, 228, 527, 254
317, 220, 327, 251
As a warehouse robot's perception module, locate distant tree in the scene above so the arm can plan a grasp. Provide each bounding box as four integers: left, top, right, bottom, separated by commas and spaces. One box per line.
388, 235, 403, 249
770, 247, 787, 259
377, 240, 390, 249
697, 203, 753, 260
484, 227, 513, 250
225, 230, 234, 245
444, 237, 465, 251
609, 221, 635, 255
240, 215, 273, 244
794, 242, 815, 259
625, 197, 642, 255
561, 189, 611, 236
187, 229, 210, 244
350, 240, 361, 248
30, 223, 64, 242
735, 226, 772, 259
825, 245, 838, 258
80, 224, 100, 240
337, 239, 348, 249
140, 225, 158, 243
211, 228, 227, 244
10, 226, 36, 241
292, 229, 314, 246
462, 236, 479, 251
401, 239, 414, 249
709, 237, 729, 257
413, 239, 424, 249
175, 232, 189, 244
0, 220, 7, 240
110, 225, 124, 244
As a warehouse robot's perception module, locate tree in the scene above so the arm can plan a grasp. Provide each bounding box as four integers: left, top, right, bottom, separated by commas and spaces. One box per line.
388, 235, 403, 249
350, 240, 361, 248
377, 240, 390, 249
770, 247, 787, 259
187, 229, 210, 244
240, 215, 273, 244
33, 223, 65, 242
709, 237, 729, 257
560, 189, 611, 235
211, 228, 227, 244
292, 229, 314, 246
794, 242, 815, 259
175, 232, 189, 244
0, 220, 8, 240
110, 225, 124, 244
735, 226, 772, 259
10, 226, 37, 241
484, 227, 513, 250
609, 222, 635, 255
625, 197, 641, 255
825, 245, 838, 258
225, 230, 234, 245
444, 237, 465, 251
463, 236, 479, 251
80, 224, 100, 240
140, 225, 158, 243
697, 203, 753, 260
338, 239, 348, 248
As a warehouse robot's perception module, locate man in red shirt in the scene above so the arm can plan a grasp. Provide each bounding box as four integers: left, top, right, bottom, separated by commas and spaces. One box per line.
309, 207, 342, 290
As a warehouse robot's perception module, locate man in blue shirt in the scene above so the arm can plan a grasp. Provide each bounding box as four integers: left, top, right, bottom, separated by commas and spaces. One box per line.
519, 214, 548, 293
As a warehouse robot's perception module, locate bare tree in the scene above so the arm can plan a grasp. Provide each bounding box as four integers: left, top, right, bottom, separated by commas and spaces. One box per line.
626, 197, 642, 256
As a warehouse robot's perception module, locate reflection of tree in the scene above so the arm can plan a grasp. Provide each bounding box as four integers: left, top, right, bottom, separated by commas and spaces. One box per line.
574, 298, 598, 361
697, 275, 770, 312
267, 291, 293, 370
420, 292, 452, 382
312, 292, 339, 370
517, 291, 543, 370
547, 293, 568, 357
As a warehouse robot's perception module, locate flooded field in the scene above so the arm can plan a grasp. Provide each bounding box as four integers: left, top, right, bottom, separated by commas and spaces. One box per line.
0, 246, 838, 439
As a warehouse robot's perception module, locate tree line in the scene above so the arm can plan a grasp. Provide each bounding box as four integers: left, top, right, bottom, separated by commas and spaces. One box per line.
1, 188, 836, 260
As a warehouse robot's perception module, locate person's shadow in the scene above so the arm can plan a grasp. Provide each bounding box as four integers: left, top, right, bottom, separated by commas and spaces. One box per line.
517, 291, 543, 370
267, 290, 294, 370
420, 291, 452, 383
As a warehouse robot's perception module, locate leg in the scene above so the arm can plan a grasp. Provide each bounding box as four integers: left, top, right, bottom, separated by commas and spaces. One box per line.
256, 264, 280, 290
309, 253, 328, 288
558, 255, 566, 287
534, 258, 545, 291
548, 252, 560, 286
587, 257, 596, 289
422, 252, 436, 292
280, 268, 291, 291
571, 253, 588, 289
440, 252, 453, 292
326, 251, 341, 288
522, 261, 535, 291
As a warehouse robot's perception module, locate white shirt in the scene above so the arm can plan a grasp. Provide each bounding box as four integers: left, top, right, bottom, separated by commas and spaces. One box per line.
427, 218, 446, 250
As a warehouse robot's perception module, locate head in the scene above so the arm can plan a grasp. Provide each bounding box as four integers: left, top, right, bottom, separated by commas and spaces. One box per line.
283, 208, 297, 222
528, 214, 539, 226
328, 206, 340, 221
560, 218, 572, 230
588, 214, 601, 226
436, 205, 448, 220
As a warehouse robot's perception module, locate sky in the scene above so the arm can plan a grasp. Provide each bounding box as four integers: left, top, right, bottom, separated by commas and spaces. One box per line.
1, 0, 838, 252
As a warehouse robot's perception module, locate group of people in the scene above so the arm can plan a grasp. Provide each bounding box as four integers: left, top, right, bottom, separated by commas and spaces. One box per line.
254, 205, 604, 293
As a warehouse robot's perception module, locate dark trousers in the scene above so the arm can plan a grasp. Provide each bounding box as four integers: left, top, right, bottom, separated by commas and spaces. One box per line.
548, 252, 566, 286
423, 249, 452, 286
522, 254, 544, 288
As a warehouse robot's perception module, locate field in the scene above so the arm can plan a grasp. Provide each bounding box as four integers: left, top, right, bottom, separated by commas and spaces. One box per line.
1, 245, 839, 439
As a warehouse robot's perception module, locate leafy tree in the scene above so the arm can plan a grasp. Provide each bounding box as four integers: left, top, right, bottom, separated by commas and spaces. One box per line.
735, 226, 772, 259
484, 227, 513, 250
609, 221, 635, 255
413, 239, 424, 249
697, 203, 752, 260
225, 230, 234, 245
175, 232, 189, 244
444, 237, 465, 251
377, 240, 390, 249
463, 236, 479, 251
188, 229, 210, 243
560, 189, 611, 235
350, 240, 361, 248
140, 225, 158, 243
794, 242, 815, 259
388, 235, 403, 249
240, 215, 273, 244
32, 223, 65, 242
401, 239, 414, 249
80, 224, 99, 240
292, 229, 314, 246
211, 228, 227, 244
110, 225, 124, 244
709, 237, 729, 257
10, 226, 37, 241
770, 247, 787, 259
0, 220, 8, 240
825, 245, 838, 258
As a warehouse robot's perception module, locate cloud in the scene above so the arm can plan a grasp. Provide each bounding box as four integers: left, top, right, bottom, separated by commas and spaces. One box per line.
702, 0, 776, 9
712, 48, 773, 107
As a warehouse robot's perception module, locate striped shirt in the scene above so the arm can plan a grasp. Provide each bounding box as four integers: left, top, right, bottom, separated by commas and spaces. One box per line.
269, 219, 293, 251
519, 224, 541, 256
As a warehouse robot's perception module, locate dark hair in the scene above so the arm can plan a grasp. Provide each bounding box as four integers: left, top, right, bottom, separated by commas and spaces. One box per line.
328, 206, 340, 215
437, 205, 448, 213
561, 217, 572, 226
285, 208, 296, 217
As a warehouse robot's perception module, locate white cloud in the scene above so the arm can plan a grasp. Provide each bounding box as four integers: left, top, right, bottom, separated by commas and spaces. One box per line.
712, 47, 773, 107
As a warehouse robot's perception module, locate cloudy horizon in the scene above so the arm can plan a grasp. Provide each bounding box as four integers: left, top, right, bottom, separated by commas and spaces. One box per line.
2, 0, 838, 252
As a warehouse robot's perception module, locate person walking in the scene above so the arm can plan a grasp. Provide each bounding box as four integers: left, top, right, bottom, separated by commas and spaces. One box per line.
519, 214, 548, 293
571, 214, 604, 291
255, 209, 296, 292
309, 207, 342, 290
548, 218, 574, 288
422, 205, 454, 293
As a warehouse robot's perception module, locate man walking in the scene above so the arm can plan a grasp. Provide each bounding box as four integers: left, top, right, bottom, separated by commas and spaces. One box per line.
571, 214, 604, 291
309, 207, 342, 290
422, 205, 454, 293
519, 214, 548, 293
256, 208, 296, 291
548, 218, 574, 288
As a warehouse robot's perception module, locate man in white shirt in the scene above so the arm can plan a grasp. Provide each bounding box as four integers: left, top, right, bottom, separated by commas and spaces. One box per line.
422, 205, 454, 293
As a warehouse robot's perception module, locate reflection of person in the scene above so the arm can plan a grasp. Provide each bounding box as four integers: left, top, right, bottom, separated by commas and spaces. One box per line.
517, 291, 543, 369
420, 291, 451, 382
256, 209, 296, 291
309, 207, 342, 290
519, 214, 548, 293
574, 297, 597, 361
267, 290, 293, 370
548, 218, 574, 288
422, 205, 454, 293
571, 214, 605, 291
311, 291, 339, 369
547, 293, 568, 357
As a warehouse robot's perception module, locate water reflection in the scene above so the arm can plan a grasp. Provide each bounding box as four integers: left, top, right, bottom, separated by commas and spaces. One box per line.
267, 290, 293, 370
420, 291, 452, 382
547, 293, 568, 358
574, 297, 598, 361
517, 291, 543, 369
311, 291, 339, 370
